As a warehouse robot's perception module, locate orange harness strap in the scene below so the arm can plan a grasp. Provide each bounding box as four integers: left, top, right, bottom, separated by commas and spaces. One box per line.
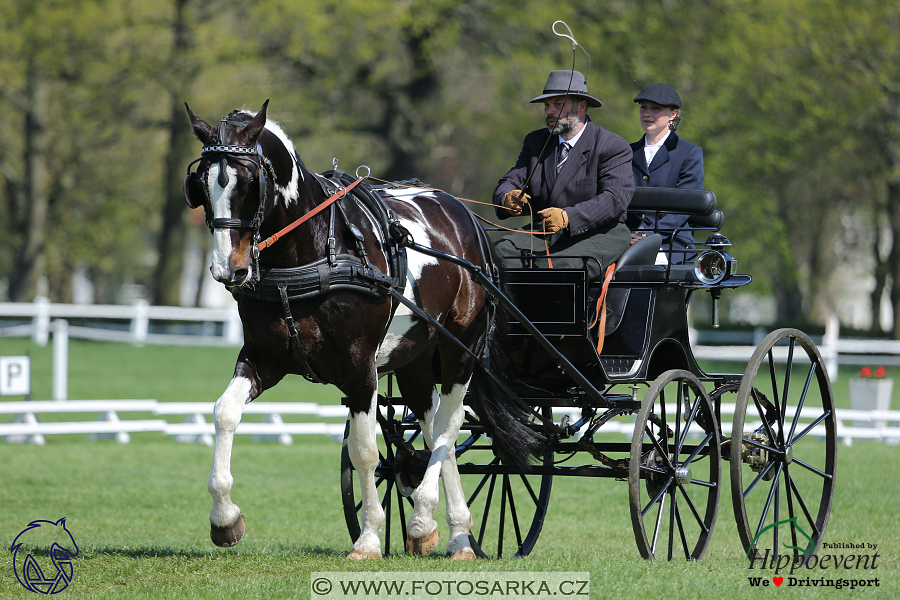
588, 263, 616, 354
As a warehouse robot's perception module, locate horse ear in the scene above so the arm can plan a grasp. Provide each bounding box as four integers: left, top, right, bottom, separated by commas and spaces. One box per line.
185, 103, 214, 145
240, 99, 269, 145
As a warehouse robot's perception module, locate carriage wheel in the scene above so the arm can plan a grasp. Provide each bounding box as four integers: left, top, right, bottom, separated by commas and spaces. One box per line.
456, 406, 553, 558
730, 328, 836, 561
340, 405, 553, 558
629, 369, 721, 560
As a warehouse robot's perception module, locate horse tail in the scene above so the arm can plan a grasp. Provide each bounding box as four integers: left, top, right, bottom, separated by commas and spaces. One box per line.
468, 271, 549, 472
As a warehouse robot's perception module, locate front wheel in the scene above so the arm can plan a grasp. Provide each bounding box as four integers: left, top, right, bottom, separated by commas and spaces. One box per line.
629, 369, 721, 560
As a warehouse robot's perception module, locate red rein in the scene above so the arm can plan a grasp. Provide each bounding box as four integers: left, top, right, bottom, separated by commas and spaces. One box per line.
257, 176, 366, 252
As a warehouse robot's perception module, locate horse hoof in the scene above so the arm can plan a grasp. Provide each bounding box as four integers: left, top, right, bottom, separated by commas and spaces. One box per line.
210, 514, 245, 547
406, 528, 439, 556
449, 549, 477, 560
348, 549, 382, 560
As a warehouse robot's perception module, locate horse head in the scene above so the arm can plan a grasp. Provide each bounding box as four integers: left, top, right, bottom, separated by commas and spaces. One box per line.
184, 100, 307, 287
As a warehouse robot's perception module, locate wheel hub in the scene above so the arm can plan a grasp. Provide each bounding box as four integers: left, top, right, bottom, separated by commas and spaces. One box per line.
675, 465, 693, 485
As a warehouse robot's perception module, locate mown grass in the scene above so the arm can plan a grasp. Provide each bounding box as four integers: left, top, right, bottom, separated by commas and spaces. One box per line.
0, 338, 898, 599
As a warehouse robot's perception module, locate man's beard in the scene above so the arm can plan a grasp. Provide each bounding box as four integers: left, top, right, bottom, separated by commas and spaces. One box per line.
547, 104, 580, 135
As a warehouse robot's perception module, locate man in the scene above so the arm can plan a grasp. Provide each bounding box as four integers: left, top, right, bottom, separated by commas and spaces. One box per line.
493, 70, 634, 279
629, 83, 704, 264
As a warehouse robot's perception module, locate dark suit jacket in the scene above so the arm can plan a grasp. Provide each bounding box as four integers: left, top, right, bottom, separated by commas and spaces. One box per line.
628, 133, 704, 263
493, 119, 634, 237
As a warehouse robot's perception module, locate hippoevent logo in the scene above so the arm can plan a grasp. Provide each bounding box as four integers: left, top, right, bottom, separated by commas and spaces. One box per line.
748, 517, 814, 557
10, 518, 79, 594
747, 526, 880, 591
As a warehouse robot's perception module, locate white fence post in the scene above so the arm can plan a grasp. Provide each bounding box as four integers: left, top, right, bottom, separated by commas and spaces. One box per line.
32, 296, 51, 346
821, 314, 839, 382
53, 319, 68, 401
131, 299, 149, 344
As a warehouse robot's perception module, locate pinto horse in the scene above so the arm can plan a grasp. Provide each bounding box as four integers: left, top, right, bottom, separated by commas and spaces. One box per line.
183, 101, 537, 559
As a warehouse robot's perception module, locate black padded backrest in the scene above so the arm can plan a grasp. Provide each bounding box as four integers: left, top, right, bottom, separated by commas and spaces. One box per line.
688, 209, 724, 230
629, 187, 716, 217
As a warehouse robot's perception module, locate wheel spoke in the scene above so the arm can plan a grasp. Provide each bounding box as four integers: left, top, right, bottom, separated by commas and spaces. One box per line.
668, 487, 676, 561
787, 363, 816, 443
753, 463, 784, 543
467, 461, 499, 506
675, 501, 691, 560
382, 478, 393, 555
752, 389, 780, 451
790, 412, 831, 446
784, 467, 799, 552
677, 482, 709, 533
791, 456, 832, 480
642, 477, 673, 518
742, 460, 776, 499
651, 491, 667, 556
682, 433, 714, 467
498, 475, 509, 558
678, 394, 702, 457
739, 434, 780, 455
674, 381, 684, 463
505, 474, 524, 554
477, 474, 498, 548
645, 425, 674, 470
518, 472, 540, 508
780, 337, 796, 441
688, 478, 716, 488
786, 468, 821, 537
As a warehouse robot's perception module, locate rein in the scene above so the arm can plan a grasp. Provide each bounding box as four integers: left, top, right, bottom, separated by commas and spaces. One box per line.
257, 174, 367, 252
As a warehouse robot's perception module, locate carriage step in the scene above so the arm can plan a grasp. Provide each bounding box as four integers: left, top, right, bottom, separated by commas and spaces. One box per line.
599, 357, 641, 377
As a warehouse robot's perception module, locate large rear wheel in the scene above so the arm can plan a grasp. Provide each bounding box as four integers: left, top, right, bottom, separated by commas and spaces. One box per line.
730, 328, 836, 561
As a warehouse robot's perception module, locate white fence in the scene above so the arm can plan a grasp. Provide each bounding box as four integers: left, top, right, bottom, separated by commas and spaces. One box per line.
2, 399, 898, 447
1, 399, 347, 446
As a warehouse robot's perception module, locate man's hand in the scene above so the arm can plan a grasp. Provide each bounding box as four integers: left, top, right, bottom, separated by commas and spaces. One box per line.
502, 190, 530, 215
537, 207, 568, 233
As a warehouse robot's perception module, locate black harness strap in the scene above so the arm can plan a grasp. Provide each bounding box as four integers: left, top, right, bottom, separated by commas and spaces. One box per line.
277, 284, 327, 384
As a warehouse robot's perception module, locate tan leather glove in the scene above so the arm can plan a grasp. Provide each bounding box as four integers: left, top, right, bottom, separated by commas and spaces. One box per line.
502, 190, 530, 215
537, 207, 568, 233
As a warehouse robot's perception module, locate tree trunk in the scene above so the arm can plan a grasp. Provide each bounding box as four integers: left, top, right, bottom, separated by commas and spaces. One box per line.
888, 180, 900, 340
151, 0, 194, 306
10, 59, 50, 302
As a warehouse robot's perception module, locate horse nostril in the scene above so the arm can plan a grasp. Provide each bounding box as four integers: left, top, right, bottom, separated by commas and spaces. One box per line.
231, 267, 249, 283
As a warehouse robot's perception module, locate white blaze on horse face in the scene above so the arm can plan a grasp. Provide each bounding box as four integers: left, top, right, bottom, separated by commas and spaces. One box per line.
207, 162, 243, 281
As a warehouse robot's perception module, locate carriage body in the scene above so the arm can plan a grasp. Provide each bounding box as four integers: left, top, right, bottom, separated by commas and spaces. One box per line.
345, 186, 836, 562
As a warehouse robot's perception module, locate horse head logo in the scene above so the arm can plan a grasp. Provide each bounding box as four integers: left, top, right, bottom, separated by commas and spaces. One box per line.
747, 516, 814, 558
11, 518, 79, 594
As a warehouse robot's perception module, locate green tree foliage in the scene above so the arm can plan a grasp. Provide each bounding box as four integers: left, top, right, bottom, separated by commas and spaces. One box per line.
0, 0, 896, 336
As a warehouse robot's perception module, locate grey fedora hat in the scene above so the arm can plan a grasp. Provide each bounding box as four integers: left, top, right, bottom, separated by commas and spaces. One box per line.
530, 70, 602, 107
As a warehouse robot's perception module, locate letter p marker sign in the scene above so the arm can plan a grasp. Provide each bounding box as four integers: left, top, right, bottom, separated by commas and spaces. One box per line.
1, 356, 30, 396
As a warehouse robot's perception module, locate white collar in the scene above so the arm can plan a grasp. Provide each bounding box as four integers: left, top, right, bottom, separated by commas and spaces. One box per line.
559, 123, 587, 149
644, 130, 670, 148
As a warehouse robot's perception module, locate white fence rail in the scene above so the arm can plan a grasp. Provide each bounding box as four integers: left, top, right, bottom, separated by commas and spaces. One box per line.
0, 297, 243, 347
3, 399, 898, 446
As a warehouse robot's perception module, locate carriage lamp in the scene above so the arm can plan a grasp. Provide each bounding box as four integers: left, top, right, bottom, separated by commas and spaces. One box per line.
695, 234, 737, 328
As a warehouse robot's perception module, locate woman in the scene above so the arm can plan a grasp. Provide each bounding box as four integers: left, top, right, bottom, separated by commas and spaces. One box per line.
628, 83, 704, 264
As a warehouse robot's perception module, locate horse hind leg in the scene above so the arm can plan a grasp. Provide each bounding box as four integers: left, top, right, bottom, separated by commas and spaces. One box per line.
405, 379, 474, 559
208, 376, 252, 547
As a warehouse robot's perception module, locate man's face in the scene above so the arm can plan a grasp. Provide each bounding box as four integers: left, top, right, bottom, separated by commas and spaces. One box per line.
544, 97, 583, 135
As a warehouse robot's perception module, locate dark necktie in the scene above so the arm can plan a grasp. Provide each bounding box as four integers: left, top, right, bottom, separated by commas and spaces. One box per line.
557, 142, 570, 173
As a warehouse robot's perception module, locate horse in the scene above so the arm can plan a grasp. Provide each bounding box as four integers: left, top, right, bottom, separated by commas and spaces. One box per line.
183, 101, 540, 559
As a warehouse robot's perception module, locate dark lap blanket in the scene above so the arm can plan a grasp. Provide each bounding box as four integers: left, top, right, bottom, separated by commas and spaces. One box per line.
495, 221, 631, 281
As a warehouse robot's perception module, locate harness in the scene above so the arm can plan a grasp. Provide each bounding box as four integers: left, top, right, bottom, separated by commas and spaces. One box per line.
186, 131, 413, 383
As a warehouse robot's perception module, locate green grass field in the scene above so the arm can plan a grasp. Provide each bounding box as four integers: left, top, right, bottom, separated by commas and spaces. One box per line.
1, 339, 898, 599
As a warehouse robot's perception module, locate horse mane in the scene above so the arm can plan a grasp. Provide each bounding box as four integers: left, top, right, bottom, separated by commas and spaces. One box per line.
231, 107, 304, 206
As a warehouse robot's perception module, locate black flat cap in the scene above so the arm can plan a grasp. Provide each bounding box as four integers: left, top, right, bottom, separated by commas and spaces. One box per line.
530, 70, 602, 107
633, 83, 682, 108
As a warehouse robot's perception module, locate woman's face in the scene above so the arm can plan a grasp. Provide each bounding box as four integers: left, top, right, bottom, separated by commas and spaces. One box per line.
639, 101, 677, 137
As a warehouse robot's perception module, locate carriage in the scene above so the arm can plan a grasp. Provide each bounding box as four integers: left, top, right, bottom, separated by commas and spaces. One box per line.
184, 102, 836, 563
339, 185, 836, 561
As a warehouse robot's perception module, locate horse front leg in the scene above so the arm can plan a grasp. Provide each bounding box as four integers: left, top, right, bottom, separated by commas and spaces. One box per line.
208, 375, 253, 547
347, 388, 385, 559
407, 382, 473, 558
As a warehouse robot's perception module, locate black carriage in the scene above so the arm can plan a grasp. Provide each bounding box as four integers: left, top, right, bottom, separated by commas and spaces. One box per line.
340, 186, 836, 561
